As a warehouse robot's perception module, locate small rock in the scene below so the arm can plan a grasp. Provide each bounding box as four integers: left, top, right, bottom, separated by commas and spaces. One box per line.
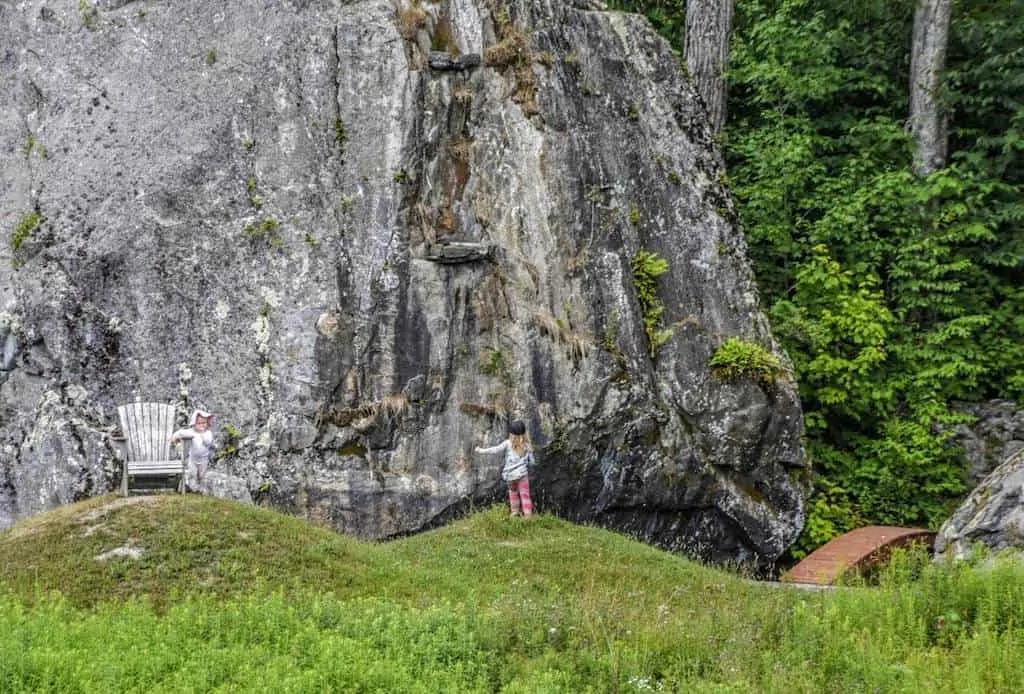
94, 545, 144, 561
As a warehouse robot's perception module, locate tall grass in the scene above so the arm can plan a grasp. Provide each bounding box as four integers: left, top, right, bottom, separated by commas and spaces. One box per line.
2, 497, 1024, 692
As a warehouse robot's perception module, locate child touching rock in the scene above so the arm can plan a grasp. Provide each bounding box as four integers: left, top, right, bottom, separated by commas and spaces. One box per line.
475, 419, 536, 517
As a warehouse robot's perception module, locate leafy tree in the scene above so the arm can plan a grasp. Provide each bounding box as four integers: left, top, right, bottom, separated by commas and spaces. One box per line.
613, 0, 1024, 556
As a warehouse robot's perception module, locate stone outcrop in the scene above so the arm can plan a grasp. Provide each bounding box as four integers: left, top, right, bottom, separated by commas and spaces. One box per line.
934, 449, 1024, 560
952, 399, 1024, 483
0, 0, 808, 567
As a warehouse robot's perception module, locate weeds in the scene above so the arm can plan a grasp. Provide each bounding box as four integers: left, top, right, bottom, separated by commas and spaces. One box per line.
480, 348, 513, 388
334, 117, 348, 151
534, 311, 590, 364
243, 218, 282, 247
709, 336, 786, 387
396, 3, 429, 41
78, 0, 97, 29
630, 250, 673, 357
2, 500, 1024, 691
482, 9, 538, 116
10, 212, 42, 252
216, 423, 243, 460
324, 393, 410, 430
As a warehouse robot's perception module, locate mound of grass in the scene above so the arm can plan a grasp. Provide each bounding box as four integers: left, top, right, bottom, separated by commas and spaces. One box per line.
3, 495, 1024, 692
0, 495, 735, 611
0, 494, 375, 608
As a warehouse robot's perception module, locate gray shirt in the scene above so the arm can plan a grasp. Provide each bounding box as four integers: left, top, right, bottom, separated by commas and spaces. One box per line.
476, 439, 534, 482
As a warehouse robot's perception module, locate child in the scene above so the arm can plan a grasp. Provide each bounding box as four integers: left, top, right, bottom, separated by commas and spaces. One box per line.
475, 419, 536, 517
171, 408, 216, 487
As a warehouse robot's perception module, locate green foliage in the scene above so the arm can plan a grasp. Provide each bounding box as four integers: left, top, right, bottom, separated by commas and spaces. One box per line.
723, 0, 1022, 547
334, 117, 348, 152
630, 250, 673, 357
606, 1, 687, 48
769, 245, 892, 424
205, 48, 217, 66
480, 348, 513, 388
709, 337, 785, 387
243, 218, 282, 247
22, 133, 37, 159
78, 0, 97, 29
614, 0, 1024, 553
216, 423, 243, 460
10, 212, 42, 252
246, 176, 263, 209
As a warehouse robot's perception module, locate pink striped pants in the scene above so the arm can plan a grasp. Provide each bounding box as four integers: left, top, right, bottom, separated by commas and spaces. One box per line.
507, 476, 533, 516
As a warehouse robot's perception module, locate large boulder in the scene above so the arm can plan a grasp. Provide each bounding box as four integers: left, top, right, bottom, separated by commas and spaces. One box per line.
934, 449, 1024, 560
0, 0, 808, 566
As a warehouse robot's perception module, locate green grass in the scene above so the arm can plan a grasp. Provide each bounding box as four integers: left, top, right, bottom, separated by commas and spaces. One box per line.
2, 495, 1024, 692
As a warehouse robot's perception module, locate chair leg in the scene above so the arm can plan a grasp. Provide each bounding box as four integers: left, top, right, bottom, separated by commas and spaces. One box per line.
121, 464, 128, 497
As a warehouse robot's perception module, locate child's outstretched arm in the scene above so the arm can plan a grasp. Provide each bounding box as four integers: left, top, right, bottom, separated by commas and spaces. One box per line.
474, 440, 508, 455
170, 427, 195, 444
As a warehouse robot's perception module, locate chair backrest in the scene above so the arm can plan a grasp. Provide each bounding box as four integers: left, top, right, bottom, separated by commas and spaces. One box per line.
117, 402, 178, 462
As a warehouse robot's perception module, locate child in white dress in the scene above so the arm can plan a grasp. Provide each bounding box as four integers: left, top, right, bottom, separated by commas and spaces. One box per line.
171, 408, 215, 487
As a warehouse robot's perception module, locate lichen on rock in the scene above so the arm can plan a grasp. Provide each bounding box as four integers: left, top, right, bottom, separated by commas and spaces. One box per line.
0, 0, 808, 568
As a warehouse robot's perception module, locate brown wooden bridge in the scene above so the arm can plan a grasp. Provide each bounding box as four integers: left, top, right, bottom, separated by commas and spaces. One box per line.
781, 526, 936, 586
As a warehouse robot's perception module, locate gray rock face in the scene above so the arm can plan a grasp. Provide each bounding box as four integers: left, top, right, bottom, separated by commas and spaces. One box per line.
952, 399, 1024, 483
0, 0, 808, 566
194, 470, 253, 505
934, 449, 1024, 560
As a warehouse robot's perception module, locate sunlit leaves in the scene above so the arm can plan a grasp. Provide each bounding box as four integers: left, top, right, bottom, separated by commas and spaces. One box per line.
610, 0, 1022, 550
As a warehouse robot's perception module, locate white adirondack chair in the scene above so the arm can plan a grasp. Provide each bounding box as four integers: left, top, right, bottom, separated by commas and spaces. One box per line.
117, 402, 186, 495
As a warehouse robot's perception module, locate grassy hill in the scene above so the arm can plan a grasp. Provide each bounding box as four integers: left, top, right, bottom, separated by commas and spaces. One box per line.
2, 495, 1024, 692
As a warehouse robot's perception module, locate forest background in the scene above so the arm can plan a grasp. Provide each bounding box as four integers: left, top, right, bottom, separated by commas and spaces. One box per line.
608, 0, 1023, 556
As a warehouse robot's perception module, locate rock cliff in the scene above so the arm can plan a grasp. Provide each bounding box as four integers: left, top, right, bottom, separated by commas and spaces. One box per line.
953, 399, 1024, 484
0, 0, 808, 566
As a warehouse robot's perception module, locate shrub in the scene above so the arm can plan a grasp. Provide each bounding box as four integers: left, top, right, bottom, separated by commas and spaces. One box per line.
709, 337, 785, 387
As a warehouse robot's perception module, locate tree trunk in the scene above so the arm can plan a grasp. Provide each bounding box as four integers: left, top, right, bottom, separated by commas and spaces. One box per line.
684, 0, 734, 135
909, 0, 952, 176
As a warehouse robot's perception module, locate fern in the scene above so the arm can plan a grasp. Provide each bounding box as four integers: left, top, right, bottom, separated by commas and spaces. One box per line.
630, 250, 672, 358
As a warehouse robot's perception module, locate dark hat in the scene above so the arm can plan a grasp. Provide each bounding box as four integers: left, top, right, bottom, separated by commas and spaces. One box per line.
509, 419, 526, 436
